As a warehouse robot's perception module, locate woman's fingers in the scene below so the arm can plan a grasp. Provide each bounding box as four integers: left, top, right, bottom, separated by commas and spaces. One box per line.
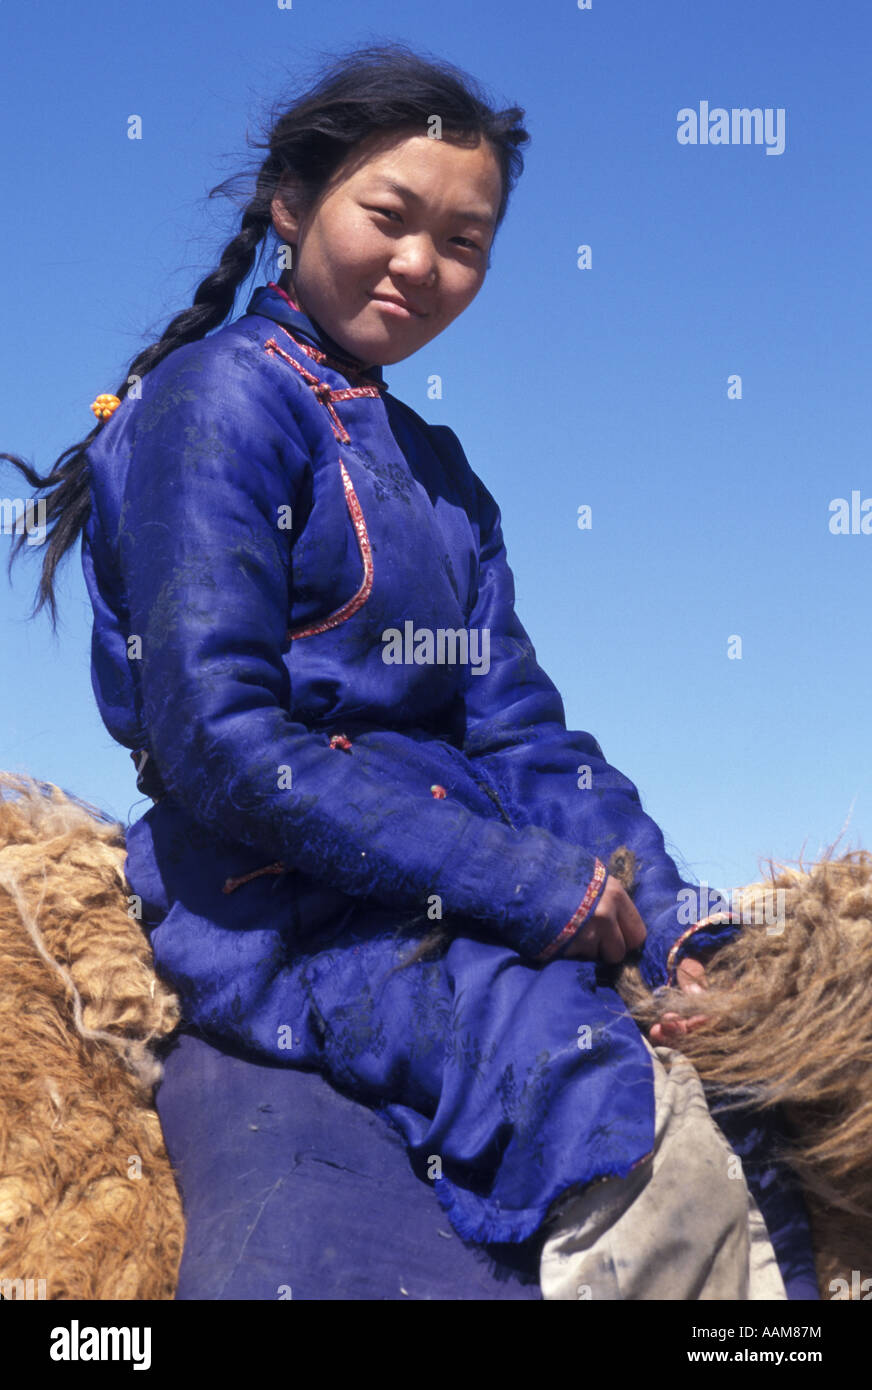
598, 915, 635, 964
618, 893, 647, 953
676, 955, 708, 994
649, 1010, 708, 1044
648, 954, 712, 1041
562, 876, 647, 962
565, 914, 625, 963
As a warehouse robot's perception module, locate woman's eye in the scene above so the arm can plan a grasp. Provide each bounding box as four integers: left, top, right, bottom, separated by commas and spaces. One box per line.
369, 209, 480, 253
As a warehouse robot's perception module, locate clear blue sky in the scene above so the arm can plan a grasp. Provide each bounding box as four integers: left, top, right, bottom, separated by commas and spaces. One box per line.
1, 0, 869, 900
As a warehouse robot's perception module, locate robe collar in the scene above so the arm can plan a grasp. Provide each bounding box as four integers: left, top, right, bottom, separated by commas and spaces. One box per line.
245, 282, 386, 386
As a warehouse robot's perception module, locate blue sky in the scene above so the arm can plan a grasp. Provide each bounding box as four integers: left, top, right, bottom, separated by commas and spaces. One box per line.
1, 0, 869, 899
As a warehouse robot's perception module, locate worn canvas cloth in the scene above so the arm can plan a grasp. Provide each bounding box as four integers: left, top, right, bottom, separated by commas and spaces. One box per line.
539, 1038, 787, 1300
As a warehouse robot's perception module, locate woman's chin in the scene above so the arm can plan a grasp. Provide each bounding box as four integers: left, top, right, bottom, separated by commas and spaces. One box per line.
340, 330, 414, 370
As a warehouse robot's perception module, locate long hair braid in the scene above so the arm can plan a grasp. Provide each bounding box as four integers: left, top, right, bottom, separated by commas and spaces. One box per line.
2, 153, 282, 631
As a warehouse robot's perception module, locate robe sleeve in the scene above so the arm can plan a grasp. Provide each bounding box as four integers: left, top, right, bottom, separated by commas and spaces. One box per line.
447, 439, 740, 990
117, 344, 623, 965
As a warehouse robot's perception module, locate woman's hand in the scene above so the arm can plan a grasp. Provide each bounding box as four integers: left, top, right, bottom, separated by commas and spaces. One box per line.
649, 953, 709, 1044
561, 874, 647, 963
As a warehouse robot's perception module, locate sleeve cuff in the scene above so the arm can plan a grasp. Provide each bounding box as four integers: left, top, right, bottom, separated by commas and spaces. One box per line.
533, 859, 608, 963
665, 911, 742, 985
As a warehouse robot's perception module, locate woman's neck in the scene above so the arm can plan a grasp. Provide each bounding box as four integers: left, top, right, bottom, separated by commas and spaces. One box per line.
271, 280, 300, 312
272, 278, 377, 373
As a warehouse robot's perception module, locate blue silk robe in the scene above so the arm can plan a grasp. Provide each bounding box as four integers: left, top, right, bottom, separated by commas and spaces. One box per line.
80, 283, 817, 1292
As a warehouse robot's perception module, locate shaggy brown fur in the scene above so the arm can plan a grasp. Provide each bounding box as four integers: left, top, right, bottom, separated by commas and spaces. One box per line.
0, 773, 184, 1300
615, 845, 872, 1299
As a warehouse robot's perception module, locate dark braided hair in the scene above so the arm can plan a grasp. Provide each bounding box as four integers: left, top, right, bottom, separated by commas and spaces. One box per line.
3, 40, 529, 631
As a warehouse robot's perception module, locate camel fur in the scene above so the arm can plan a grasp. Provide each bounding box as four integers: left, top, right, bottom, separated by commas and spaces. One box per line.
0, 773, 183, 1300
613, 844, 872, 1299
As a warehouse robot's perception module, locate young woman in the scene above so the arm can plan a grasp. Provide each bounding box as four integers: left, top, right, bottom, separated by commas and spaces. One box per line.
3, 42, 818, 1300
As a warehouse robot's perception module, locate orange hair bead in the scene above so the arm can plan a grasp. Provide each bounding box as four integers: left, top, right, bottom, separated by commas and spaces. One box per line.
430, 784, 447, 799
91, 393, 121, 421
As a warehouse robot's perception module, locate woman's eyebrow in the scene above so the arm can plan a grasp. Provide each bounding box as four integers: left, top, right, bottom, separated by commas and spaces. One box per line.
368, 176, 495, 227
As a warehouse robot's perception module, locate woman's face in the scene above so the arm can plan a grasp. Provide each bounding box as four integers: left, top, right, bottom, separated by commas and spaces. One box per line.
270, 130, 502, 368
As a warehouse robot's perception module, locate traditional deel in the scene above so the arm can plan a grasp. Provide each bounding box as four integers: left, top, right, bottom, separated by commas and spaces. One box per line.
80, 282, 817, 1293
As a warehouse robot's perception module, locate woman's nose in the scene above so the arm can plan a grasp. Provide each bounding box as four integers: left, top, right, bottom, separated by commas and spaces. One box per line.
389, 242, 438, 285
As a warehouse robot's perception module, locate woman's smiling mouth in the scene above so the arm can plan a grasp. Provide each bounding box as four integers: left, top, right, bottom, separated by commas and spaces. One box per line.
370, 292, 426, 318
